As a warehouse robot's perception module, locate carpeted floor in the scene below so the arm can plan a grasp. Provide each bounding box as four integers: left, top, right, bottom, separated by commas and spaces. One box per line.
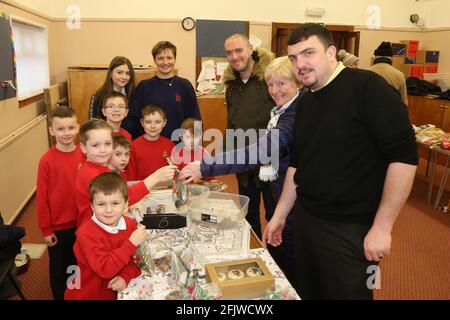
7, 174, 450, 300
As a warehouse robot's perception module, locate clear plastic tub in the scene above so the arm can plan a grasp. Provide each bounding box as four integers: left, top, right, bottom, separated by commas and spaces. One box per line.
188, 192, 249, 229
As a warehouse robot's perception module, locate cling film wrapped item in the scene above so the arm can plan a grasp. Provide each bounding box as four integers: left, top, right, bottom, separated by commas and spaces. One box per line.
169, 249, 188, 286
134, 241, 155, 276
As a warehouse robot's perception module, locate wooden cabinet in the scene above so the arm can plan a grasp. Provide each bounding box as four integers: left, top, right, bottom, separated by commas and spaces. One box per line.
198, 94, 227, 135
408, 95, 450, 162
408, 95, 450, 130
197, 94, 227, 154
67, 66, 159, 126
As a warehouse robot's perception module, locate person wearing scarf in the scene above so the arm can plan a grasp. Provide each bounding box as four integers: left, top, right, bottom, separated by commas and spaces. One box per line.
180, 56, 307, 283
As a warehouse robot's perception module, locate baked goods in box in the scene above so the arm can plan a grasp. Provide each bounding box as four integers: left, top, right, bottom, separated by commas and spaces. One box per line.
205, 257, 274, 299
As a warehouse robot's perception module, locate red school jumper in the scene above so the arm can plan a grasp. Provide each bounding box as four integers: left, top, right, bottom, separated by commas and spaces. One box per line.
75, 161, 148, 226
36, 145, 85, 236
64, 216, 141, 300
117, 127, 132, 142
127, 135, 175, 181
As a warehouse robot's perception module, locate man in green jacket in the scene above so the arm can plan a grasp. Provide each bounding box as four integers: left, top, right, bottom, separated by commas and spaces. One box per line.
222, 34, 276, 239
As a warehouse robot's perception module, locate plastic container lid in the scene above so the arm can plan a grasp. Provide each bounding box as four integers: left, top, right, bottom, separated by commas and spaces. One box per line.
188, 192, 249, 229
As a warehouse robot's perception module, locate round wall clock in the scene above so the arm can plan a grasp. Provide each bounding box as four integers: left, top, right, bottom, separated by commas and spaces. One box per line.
182, 17, 195, 31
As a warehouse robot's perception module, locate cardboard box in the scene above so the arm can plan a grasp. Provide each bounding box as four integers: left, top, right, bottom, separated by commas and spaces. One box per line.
391, 43, 407, 56
417, 50, 440, 64
416, 50, 426, 64
404, 57, 416, 64
206, 257, 275, 299
400, 40, 419, 58
392, 55, 405, 70
401, 64, 424, 79
426, 51, 440, 64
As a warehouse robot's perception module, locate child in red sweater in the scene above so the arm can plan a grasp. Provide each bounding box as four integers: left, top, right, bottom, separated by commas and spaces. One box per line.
101, 91, 132, 142
128, 105, 175, 180
108, 134, 131, 181
172, 118, 214, 180
76, 119, 176, 227
36, 106, 85, 300
65, 172, 147, 300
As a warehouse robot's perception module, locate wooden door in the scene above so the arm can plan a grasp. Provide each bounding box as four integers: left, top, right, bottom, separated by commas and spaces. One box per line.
271, 23, 359, 57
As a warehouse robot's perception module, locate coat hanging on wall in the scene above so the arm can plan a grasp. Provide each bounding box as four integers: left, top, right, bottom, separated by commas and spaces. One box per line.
0, 12, 17, 101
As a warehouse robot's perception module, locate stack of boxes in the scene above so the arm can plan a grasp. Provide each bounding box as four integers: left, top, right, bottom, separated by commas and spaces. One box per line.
391, 40, 440, 79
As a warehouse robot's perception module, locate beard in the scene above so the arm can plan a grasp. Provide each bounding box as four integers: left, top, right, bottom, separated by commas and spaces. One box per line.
231, 59, 249, 73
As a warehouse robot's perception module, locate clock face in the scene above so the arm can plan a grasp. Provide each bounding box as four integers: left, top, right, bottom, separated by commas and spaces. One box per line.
182, 17, 195, 31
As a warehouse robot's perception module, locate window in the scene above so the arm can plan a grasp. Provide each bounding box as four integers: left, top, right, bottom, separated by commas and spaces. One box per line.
11, 16, 49, 100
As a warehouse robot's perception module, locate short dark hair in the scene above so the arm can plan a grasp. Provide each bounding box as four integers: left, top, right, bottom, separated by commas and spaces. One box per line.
89, 172, 128, 203
287, 23, 335, 49
48, 105, 76, 126
113, 134, 130, 150
79, 119, 112, 144
102, 91, 128, 109
141, 104, 166, 120
152, 41, 177, 60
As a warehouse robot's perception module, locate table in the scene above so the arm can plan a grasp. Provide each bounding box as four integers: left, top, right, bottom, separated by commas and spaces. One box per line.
427, 146, 450, 209
118, 222, 299, 300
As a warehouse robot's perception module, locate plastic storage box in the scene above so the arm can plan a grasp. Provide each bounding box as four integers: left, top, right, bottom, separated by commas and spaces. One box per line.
188, 192, 249, 229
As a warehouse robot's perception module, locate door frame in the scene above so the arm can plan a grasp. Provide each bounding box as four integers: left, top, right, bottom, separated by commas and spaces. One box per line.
271, 23, 358, 56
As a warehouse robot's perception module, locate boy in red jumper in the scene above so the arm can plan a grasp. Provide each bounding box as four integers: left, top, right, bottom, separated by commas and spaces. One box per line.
36, 106, 85, 300
108, 134, 131, 180
102, 91, 132, 142
65, 172, 147, 300
76, 119, 176, 227
172, 118, 214, 181
128, 105, 175, 180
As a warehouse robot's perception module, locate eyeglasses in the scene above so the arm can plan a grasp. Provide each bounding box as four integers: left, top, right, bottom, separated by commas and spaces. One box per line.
104, 104, 127, 110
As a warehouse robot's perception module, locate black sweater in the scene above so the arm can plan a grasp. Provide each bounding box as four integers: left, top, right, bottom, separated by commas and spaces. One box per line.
290, 68, 418, 225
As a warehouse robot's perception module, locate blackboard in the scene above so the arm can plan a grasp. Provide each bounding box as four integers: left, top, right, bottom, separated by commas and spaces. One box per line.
0, 12, 16, 101
196, 19, 248, 57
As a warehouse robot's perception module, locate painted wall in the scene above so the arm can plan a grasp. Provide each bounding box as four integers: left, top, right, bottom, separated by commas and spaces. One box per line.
425, 0, 450, 28
12, 0, 434, 27
49, 20, 196, 84
0, 2, 49, 139
49, 20, 272, 86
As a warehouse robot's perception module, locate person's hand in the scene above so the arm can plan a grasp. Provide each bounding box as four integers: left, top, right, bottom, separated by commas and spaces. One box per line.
129, 225, 148, 247
179, 161, 201, 183
262, 216, 286, 248
154, 165, 178, 182
144, 165, 178, 189
108, 276, 127, 292
363, 226, 392, 262
44, 233, 58, 247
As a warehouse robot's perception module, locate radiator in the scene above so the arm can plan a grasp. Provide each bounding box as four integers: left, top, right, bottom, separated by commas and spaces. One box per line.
0, 114, 49, 224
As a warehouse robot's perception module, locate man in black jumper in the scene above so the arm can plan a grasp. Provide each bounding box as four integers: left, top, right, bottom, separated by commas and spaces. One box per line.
263, 24, 418, 299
